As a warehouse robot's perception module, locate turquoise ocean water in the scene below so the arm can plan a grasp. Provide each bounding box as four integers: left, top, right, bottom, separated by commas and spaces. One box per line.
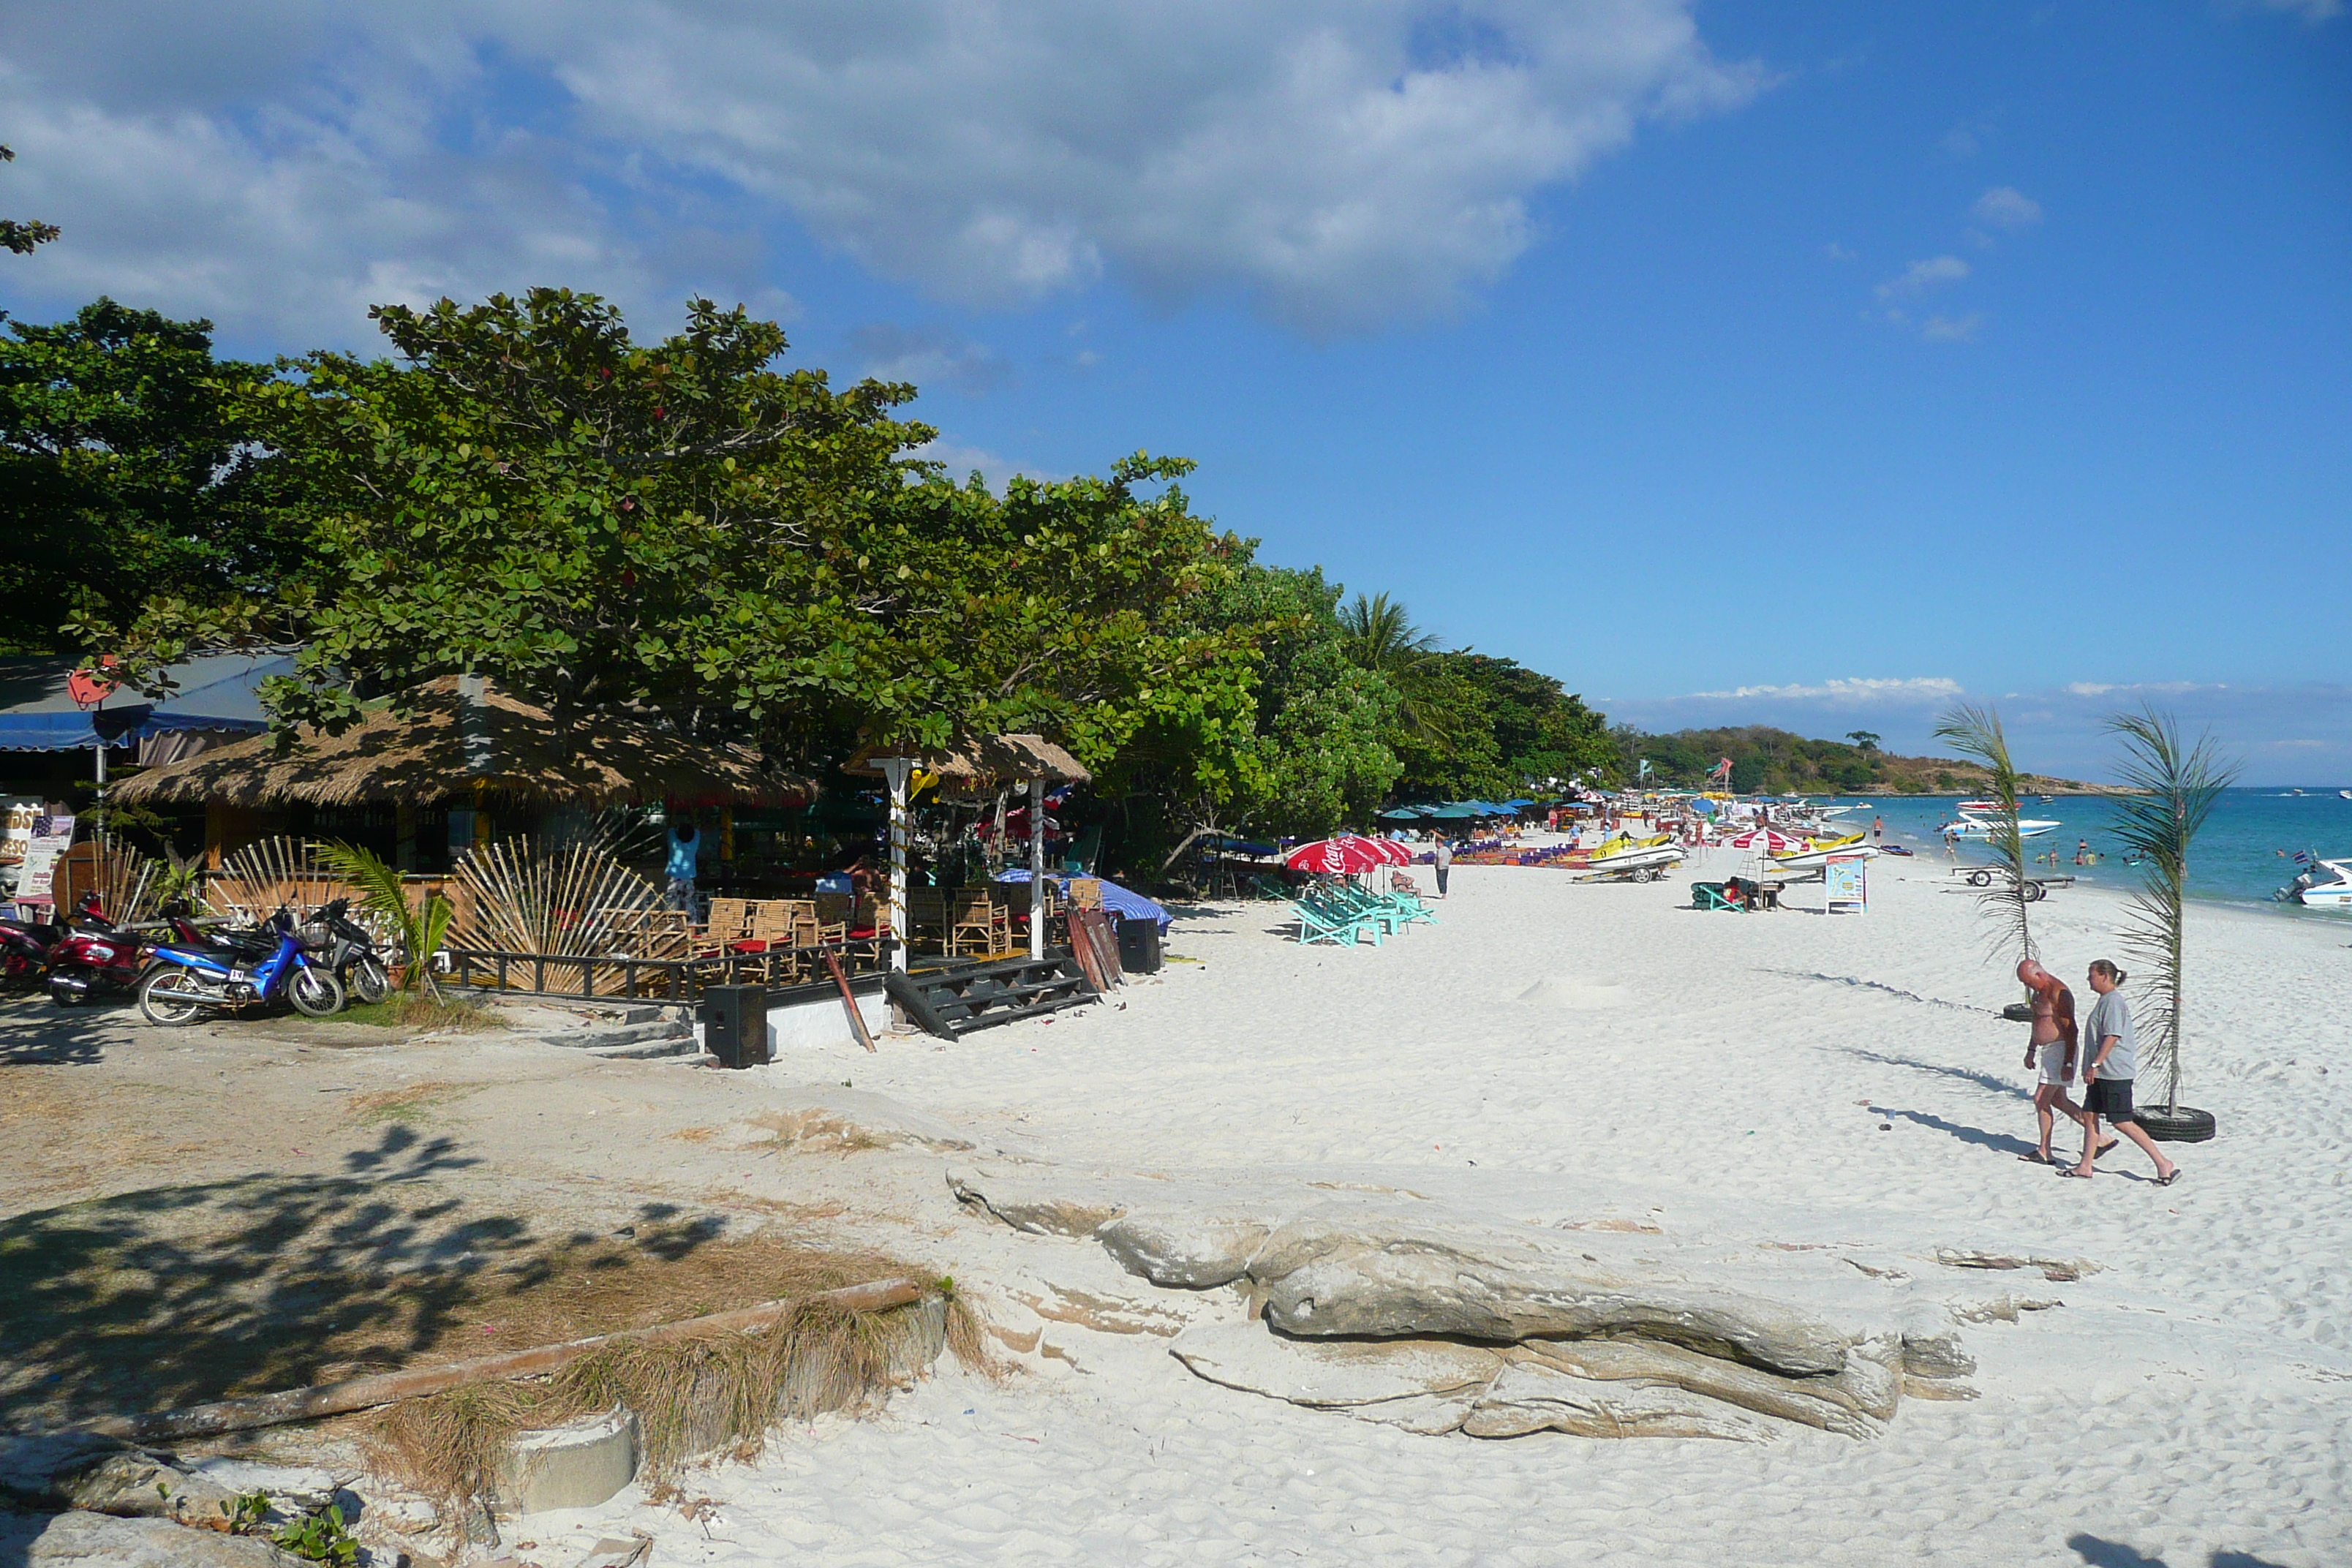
1804, 788, 2352, 923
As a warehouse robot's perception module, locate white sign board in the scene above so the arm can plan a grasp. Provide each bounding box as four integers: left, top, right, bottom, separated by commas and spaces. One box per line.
17, 813, 76, 908
1825, 853, 1869, 915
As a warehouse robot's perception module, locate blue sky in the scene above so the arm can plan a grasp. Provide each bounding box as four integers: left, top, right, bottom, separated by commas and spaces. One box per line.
4, 1, 2345, 780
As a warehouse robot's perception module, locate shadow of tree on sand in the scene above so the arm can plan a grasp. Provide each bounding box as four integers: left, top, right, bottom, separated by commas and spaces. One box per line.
0, 1126, 719, 1427
0, 995, 121, 1067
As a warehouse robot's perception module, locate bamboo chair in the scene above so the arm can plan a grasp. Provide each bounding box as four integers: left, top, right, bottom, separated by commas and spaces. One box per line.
701, 897, 751, 954
812, 893, 856, 946
949, 887, 1011, 958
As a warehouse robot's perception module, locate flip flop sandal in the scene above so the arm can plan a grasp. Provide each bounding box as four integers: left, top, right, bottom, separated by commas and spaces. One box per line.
2093, 1140, 2119, 1159
2019, 1152, 2053, 1164
2056, 1168, 2093, 1179
2157, 1169, 2183, 1188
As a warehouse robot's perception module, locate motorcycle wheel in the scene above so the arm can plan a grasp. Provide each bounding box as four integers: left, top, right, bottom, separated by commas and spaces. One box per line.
348, 958, 392, 1006
288, 966, 346, 1018
139, 968, 210, 1028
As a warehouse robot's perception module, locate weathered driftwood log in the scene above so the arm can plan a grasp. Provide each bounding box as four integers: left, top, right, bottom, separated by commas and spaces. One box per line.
73, 1277, 927, 1444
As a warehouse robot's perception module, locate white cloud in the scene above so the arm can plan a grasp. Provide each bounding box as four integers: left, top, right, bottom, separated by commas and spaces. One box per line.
0, 1, 1764, 343
1971, 186, 2043, 228
1823, 241, 1856, 263
2063, 681, 2224, 698
1921, 312, 1986, 342
1682, 676, 1965, 705
848, 323, 1011, 396
908, 438, 1062, 492
1875, 255, 1970, 298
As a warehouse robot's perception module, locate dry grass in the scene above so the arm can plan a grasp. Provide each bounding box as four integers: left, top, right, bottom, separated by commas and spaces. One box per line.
370, 1259, 1000, 1515
344, 1081, 475, 1127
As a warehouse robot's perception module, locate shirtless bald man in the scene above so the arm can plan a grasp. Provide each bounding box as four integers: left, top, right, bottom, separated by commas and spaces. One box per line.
2018, 959, 2089, 1166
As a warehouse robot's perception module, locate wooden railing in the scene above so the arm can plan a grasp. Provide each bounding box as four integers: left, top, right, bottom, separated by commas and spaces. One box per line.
439, 936, 892, 1003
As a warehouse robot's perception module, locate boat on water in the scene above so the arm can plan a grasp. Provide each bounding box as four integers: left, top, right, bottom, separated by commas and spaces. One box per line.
2277, 856, 2352, 909
1940, 799, 2062, 842
2342, 790, 2352, 801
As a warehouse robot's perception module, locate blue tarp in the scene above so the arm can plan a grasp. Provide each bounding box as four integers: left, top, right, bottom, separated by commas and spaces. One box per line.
995, 868, 1171, 929
0, 652, 293, 751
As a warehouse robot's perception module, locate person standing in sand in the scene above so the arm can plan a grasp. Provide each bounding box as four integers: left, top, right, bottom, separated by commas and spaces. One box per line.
2065, 960, 2181, 1186
1432, 834, 1453, 899
2017, 959, 2087, 1166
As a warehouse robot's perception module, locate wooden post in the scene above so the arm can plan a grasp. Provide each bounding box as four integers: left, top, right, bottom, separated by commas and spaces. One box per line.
1029, 776, 1045, 960
879, 758, 911, 972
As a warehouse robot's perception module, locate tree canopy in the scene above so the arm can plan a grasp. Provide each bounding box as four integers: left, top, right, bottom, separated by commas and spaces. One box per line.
1, 300, 295, 656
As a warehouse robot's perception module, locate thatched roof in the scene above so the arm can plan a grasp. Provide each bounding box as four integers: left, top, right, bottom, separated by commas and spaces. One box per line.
843, 731, 1090, 785
110, 676, 807, 810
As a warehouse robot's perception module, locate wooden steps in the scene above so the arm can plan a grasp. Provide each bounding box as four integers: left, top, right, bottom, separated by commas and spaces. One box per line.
885, 949, 1099, 1039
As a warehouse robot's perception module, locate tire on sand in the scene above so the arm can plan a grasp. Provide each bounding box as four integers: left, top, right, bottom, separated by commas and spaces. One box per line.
349, 958, 391, 1006
288, 965, 345, 1018
2136, 1104, 2216, 1144
139, 967, 208, 1028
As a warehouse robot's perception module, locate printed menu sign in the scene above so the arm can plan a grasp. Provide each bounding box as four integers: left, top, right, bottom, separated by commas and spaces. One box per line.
17, 813, 75, 908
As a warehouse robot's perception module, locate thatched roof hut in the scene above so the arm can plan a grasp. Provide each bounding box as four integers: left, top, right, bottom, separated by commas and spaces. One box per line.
843, 731, 1090, 788
111, 675, 805, 810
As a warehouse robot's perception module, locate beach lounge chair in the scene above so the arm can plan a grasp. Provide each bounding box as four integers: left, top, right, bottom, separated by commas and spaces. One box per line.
1692, 881, 1743, 912
1292, 893, 1380, 946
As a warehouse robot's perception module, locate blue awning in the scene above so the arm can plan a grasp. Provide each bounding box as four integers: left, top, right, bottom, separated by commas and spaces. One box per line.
996, 868, 1171, 928
0, 652, 293, 751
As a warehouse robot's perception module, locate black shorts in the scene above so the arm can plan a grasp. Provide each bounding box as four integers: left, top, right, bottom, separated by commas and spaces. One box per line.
2084, 1077, 2135, 1123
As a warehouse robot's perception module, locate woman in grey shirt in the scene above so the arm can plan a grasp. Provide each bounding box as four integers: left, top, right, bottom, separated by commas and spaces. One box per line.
2065, 960, 2181, 1186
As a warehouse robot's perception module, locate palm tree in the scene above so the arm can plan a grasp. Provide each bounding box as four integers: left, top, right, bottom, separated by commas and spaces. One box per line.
315, 840, 456, 996
1338, 592, 1439, 679
1932, 702, 2035, 970
2104, 706, 2239, 1116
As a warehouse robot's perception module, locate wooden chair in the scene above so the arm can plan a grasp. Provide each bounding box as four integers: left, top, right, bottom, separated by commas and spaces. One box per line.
701, 897, 750, 954
813, 893, 856, 945
950, 887, 1011, 958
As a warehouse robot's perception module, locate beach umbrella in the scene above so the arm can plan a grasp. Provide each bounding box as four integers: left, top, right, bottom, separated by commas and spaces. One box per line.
1727, 826, 1799, 851
1377, 804, 1429, 820
1286, 834, 1407, 874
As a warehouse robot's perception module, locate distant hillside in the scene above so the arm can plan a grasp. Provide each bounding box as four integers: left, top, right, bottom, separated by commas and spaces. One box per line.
1611, 723, 2131, 796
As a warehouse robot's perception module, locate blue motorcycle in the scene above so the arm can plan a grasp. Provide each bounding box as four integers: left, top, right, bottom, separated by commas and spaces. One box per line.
136, 906, 346, 1026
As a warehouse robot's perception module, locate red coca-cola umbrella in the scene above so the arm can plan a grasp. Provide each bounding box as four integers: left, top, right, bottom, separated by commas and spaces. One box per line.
1286, 834, 1410, 874
1727, 826, 1800, 852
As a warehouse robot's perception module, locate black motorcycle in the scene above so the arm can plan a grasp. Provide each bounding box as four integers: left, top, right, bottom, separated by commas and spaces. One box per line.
303, 898, 391, 1006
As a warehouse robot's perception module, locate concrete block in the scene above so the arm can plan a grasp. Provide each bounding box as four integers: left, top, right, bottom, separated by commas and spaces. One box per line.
495, 1408, 638, 1516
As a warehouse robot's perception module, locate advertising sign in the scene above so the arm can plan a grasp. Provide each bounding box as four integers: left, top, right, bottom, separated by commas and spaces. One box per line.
1825, 853, 1869, 915
17, 813, 76, 908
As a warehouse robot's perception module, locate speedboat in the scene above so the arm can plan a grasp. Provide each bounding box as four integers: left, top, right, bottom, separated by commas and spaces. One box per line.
1574, 834, 1685, 881
2340, 790, 2351, 801
1770, 834, 1884, 872
1942, 800, 2061, 841
2277, 857, 2352, 908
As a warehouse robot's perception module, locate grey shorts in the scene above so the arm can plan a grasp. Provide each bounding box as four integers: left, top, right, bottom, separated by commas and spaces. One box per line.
2038, 1041, 2075, 1087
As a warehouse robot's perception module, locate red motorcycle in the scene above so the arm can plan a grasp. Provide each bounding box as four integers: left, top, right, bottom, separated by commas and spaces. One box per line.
42, 894, 147, 1006
1, 889, 101, 992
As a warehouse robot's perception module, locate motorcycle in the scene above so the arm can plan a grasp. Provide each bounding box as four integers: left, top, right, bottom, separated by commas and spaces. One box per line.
136, 905, 345, 1025
303, 898, 391, 1006
41, 894, 147, 1006
1, 890, 105, 992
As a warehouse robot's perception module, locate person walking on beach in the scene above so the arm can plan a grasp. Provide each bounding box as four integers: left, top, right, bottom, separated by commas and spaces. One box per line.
2065, 960, 2181, 1186
2017, 959, 2086, 1166
1432, 834, 1453, 899
1872, 815, 1885, 844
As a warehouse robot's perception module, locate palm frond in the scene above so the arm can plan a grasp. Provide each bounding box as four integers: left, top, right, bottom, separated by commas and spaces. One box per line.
1932, 701, 2035, 968
2103, 706, 2239, 1112
314, 839, 445, 994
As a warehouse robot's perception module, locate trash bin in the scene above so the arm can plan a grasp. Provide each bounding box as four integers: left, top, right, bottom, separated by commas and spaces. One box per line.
701, 984, 769, 1068
1116, 917, 1163, 976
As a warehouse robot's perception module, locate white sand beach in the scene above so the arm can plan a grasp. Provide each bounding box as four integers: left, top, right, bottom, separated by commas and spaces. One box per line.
7, 848, 2345, 1567
484, 848, 2351, 1568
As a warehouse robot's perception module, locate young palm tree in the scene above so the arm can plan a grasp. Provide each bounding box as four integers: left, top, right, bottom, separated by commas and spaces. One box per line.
1932, 702, 2036, 969
1337, 591, 1440, 679
315, 840, 456, 996
2104, 706, 2239, 1115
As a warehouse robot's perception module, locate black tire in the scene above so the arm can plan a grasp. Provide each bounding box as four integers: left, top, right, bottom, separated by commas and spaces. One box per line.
1968, 871, 1991, 887
139, 967, 210, 1028
287, 965, 345, 1018
2136, 1105, 2216, 1144
348, 958, 391, 1006
2000, 1001, 2035, 1022
2024, 881, 2047, 902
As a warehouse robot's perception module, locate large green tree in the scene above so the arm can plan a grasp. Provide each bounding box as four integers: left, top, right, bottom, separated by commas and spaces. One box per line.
1, 300, 294, 656
110, 288, 1256, 785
